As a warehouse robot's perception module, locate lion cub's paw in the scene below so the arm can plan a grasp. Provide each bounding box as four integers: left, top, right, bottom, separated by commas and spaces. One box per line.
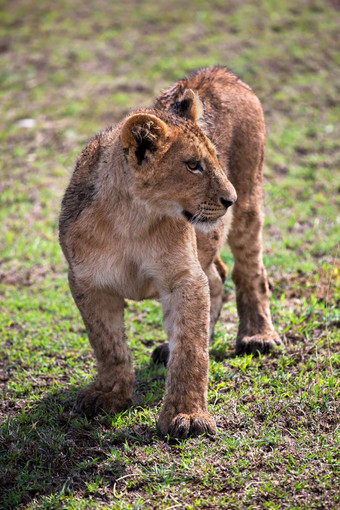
158, 412, 216, 439
236, 331, 282, 355
151, 342, 170, 365
75, 383, 131, 417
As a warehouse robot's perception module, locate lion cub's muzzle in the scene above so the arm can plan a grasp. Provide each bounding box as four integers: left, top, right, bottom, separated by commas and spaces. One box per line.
200, 195, 235, 221
200, 187, 237, 221
183, 177, 237, 225
184, 194, 236, 225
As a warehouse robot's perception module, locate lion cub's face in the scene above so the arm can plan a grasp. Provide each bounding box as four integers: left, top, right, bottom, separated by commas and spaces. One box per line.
121, 91, 236, 229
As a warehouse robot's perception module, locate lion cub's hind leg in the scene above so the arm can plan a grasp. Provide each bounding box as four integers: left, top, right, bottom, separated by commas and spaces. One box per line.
68, 271, 134, 416
214, 255, 228, 283
206, 259, 226, 340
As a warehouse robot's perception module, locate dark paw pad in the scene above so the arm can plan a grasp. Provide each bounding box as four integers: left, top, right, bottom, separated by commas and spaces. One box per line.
151, 342, 170, 365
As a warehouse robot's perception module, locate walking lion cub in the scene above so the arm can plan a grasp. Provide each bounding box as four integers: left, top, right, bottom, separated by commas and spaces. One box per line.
59, 66, 280, 439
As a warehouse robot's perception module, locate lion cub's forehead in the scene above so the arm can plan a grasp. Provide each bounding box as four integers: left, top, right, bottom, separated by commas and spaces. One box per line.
169, 121, 217, 160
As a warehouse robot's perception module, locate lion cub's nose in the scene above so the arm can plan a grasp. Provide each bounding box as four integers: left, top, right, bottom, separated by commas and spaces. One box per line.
220, 196, 236, 209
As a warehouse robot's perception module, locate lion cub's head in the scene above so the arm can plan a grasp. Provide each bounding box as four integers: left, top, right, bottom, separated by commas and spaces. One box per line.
120, 89, 236, 230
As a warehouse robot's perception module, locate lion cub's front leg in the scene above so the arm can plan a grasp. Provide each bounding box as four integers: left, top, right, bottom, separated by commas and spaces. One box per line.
158, 268, 216, 439
69, 271, 134, 416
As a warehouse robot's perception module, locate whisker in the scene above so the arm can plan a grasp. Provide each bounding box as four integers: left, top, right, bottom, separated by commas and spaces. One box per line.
191, 211, 204, 225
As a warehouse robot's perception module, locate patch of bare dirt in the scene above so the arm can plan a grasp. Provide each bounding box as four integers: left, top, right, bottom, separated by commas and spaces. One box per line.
275, 261, 340, 304
0, 264, 59, 288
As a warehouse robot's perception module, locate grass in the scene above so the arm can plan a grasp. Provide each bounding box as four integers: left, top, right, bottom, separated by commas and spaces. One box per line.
0, 0, 339, 508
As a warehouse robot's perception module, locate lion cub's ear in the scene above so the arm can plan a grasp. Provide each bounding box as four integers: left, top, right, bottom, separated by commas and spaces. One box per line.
121, 113, 168, 166
172, 89, 203, 123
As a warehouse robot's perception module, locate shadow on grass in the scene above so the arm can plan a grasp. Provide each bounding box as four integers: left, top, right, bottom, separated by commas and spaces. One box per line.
1, 345, 254, 508
0, 360, 166, 509
209, 345, 238, 362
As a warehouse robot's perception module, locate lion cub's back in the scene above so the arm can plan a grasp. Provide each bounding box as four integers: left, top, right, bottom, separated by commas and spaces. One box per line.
184, 65, 253, 98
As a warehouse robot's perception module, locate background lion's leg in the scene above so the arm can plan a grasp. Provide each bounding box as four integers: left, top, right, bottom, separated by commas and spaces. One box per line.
227, 204, 281, 354
68, 271, 134, 416
224, 108, 281, 355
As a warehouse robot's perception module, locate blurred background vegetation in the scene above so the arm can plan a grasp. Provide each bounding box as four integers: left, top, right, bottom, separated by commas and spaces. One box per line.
1, 0, 339, 273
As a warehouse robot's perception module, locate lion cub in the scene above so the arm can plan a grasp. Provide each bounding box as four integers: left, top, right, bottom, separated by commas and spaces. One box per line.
59, 66, 280, 439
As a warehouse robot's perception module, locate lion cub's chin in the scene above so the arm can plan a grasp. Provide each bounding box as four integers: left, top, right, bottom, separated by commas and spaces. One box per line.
192, 219, 220, 233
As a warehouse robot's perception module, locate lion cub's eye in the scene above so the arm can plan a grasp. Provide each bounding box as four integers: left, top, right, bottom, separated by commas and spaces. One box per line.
186, 161, 203, 173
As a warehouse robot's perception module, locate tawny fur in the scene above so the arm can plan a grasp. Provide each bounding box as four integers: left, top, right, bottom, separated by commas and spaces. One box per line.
59, 66, 280, 439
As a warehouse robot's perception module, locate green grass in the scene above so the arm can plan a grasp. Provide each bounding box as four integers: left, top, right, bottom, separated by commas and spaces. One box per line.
0, 0, 339, 508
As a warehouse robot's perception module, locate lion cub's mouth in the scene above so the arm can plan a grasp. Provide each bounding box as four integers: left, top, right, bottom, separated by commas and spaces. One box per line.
183, 210, 214, 224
